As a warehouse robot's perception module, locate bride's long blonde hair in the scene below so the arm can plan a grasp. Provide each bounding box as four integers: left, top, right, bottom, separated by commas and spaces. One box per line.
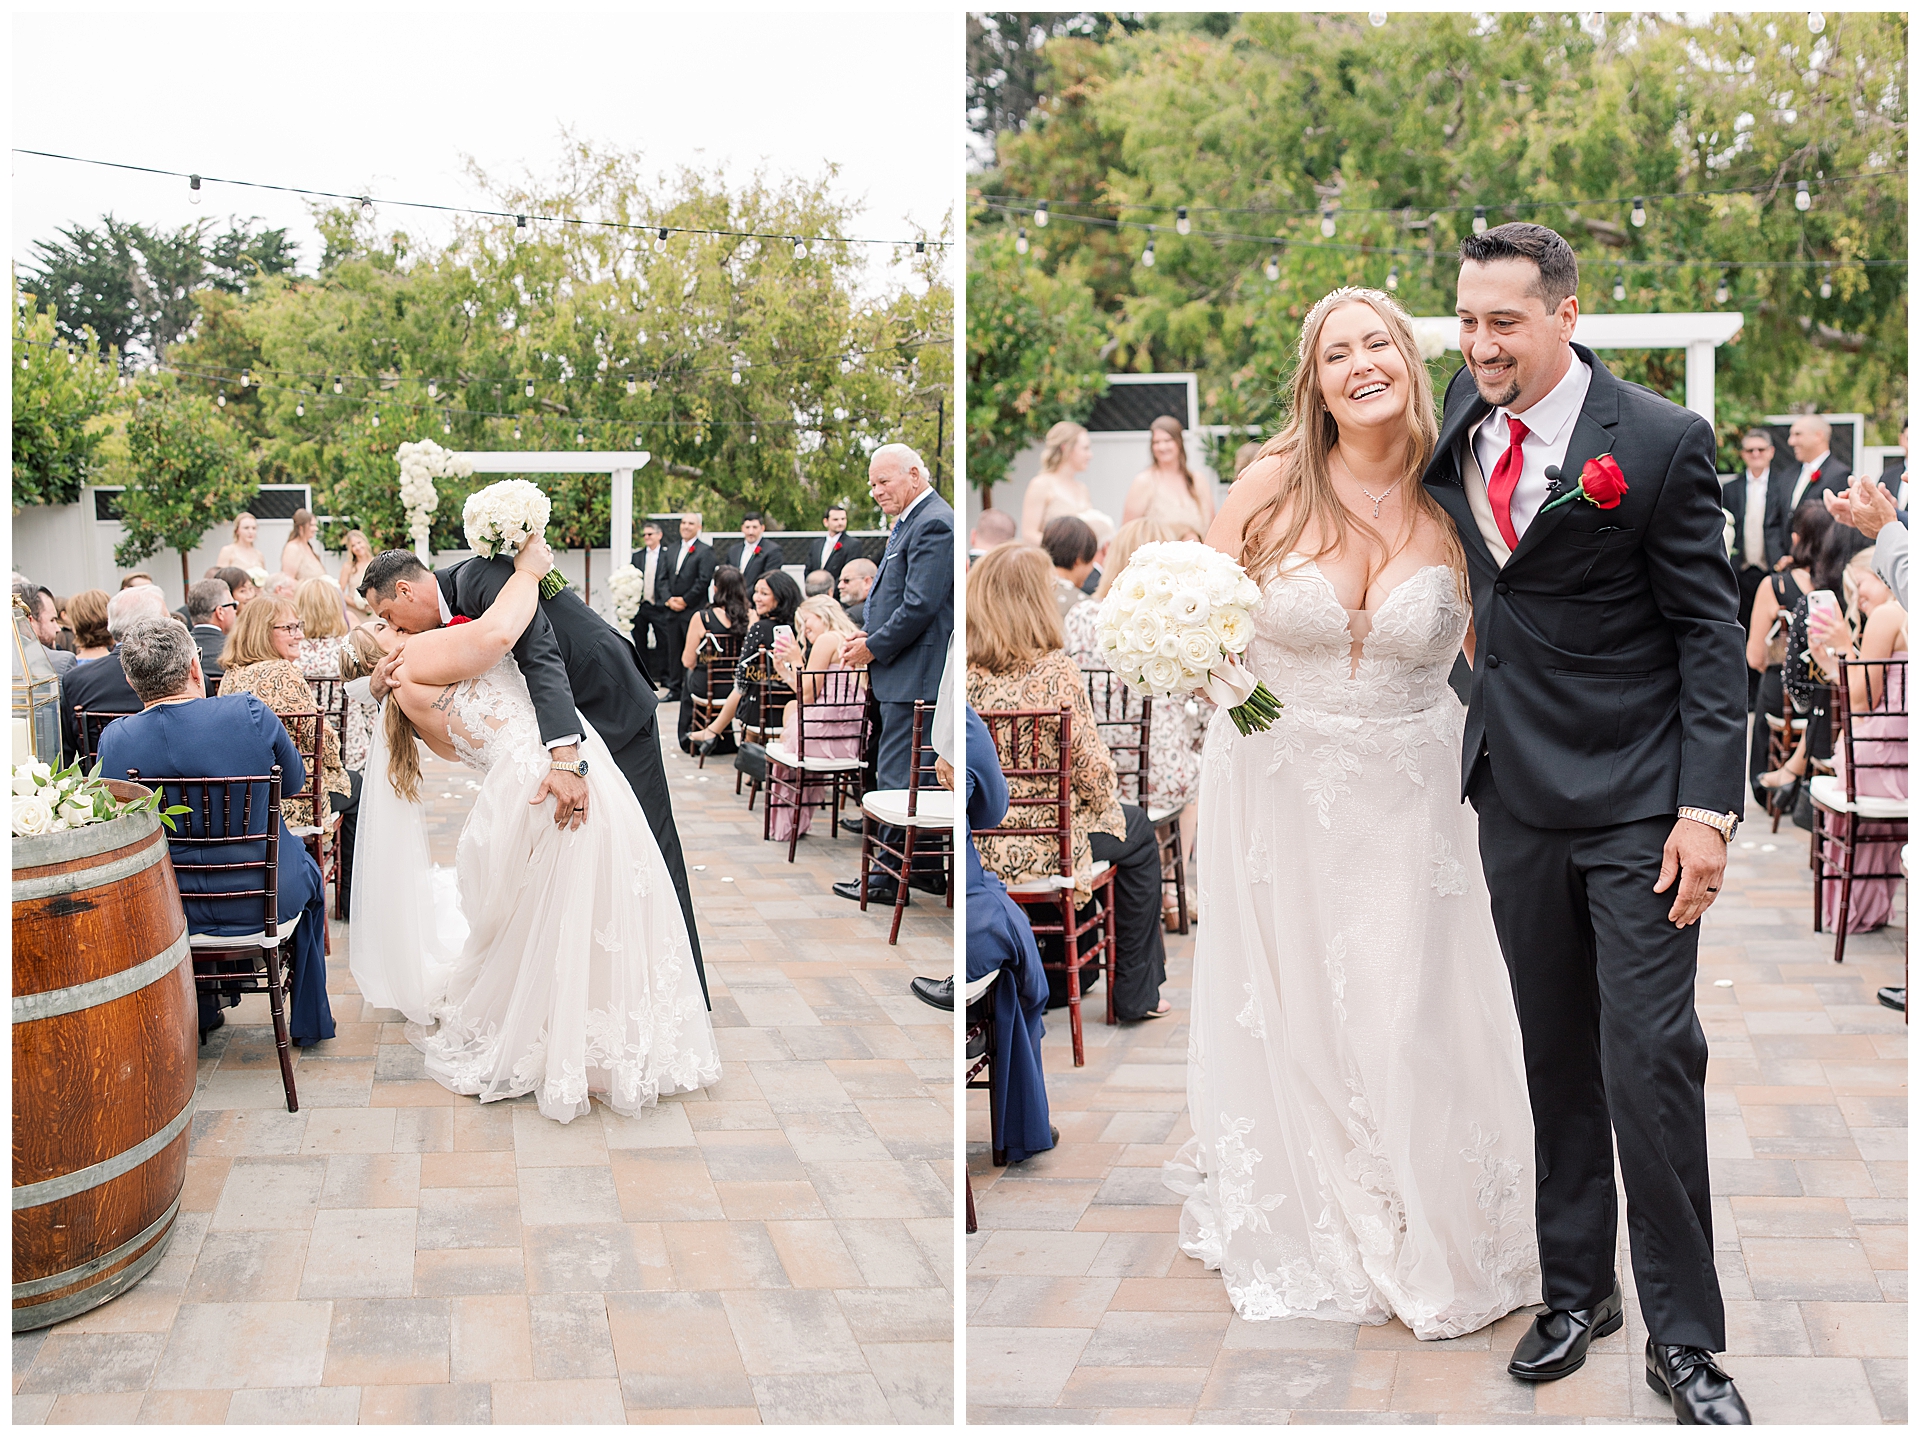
1239, 287, 1462, 593
339, 626, 425, 803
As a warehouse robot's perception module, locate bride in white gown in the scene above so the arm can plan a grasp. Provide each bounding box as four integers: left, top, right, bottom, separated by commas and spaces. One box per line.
345, 535, 719, 1123
1163, 287, 1539, 1339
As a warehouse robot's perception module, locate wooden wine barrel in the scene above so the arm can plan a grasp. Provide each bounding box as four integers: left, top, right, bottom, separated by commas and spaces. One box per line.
12, 783, 197, 1332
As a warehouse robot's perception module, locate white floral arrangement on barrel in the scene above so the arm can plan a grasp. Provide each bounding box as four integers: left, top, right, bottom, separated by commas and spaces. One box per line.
462, 479, 570, 600
604, 564, 646, 631
12, 758, 185, 838
395, 439, 473, 554
1095, 539, 1282, 735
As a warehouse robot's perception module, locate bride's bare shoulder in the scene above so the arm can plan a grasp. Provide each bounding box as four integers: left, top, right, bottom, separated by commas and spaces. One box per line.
1208, 455, 1287, 557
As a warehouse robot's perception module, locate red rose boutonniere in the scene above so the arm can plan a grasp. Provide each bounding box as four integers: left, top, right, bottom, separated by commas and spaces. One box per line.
1540, 453, 1629, 515
445, 615, 472, 626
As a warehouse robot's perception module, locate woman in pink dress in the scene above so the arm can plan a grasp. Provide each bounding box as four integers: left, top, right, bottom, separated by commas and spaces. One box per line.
764, 596, 869, 842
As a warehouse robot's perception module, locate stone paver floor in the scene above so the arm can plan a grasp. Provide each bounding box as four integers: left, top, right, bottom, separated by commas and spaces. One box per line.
16, 708, 956, 1424
967, 793, 1905, 1423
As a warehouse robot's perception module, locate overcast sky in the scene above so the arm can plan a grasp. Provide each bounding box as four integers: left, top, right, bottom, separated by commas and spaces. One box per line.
11, 9, 956, 292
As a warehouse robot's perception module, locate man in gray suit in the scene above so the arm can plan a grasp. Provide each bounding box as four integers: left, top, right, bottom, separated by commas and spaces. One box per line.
832, 444, 955, 906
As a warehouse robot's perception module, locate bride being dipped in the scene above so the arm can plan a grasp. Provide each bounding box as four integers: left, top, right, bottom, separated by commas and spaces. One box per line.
343, 533, 719, 1124
1163, 286, 1539, 1339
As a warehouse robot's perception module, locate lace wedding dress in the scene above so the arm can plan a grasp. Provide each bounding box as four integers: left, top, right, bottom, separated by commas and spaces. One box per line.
350, 656, 719, 1123
1163, 554, 1539, 1339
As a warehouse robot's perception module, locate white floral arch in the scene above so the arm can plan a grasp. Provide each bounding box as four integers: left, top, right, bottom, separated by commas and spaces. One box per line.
417, 451, 652, 565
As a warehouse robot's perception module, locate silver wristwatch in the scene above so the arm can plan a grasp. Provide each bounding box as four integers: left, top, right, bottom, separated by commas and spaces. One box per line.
1676, 806, 1738, 842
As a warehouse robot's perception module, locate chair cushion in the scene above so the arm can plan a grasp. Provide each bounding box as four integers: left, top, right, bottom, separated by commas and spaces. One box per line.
1006, 859, 1113, 895
964, 970, 1000, 1005
1146, 805, 1182, 826
1809, 773, 1909, 821
860, 789, 956, 830
765, 740, 864, 772
190, 908, 304, 952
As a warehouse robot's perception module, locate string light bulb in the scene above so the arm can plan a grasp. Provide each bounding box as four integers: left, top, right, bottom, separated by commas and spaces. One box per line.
442, 416, 452, 434
1630, 197, 1647, 227
1473, 205, 1489, 234
525, 379, 535, 398
239, 369, 250, 387
1385, 264, 1399, 291
625, 378, 637, 396
215, 389, 226, 406
1265, 251, 1280, 282
1582, 11, 1606, 37
1033, 201, 1048, 228
188, 173, 202, 205
1320, 208, 1337, 238
575, 430, 585, 445
792, 238, 807, 260
1368, 10, 1387, 26
1795, 181, 1812, 211
1142, 238, 1156, 267
426, 380, 437, 399
656, 227, 668, 252
295, 399, 304, 417
370, 409, 379, 427
1807, 11, 1825, 33
513, 424, 522, 439
1175, 206, 1190, 236
914, 240, 925, 254
1715, 272, 1730, 304
1612, 272, 1626, 302
333, 377, 343, 394
515, 215, 527, 237
1015, 227, 1029, 254
1819, 272, 1832, 298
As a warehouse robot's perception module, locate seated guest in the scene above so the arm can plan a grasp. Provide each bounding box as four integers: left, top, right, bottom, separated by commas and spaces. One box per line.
966, 543, 1167, 1019
12, 579, 75, 677
804, 568, 835, 598
214, 566, 260, 610
265, 573, 298, 603
676, 565, 751, 755
61, 584, 172, 757
1041, 514, 1098, 616
217, 596, 350, 830
968, 507, 1017, 563
689, 570, 802, 753
94, 618, 334, 1046
67, 587, 113, 662
294, 577, 350, 679
185, 578, 237, 688
762, 595, 869, 842
964, 703, 1055, 1165
120, 572, 156, 589
837, 557, 876, 628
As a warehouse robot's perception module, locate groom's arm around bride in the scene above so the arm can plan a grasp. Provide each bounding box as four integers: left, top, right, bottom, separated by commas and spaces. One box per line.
1423, 223, 1753, 1422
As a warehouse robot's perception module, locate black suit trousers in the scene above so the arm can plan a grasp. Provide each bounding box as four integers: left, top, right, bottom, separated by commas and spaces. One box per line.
633, 604, 674, 687
664, 611, 693, 694
604, 713, 707, 1006
1469, 760, 1724, 1350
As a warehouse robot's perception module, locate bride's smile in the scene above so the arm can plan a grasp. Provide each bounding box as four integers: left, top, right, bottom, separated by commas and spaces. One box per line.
1317, 303, 1411, 442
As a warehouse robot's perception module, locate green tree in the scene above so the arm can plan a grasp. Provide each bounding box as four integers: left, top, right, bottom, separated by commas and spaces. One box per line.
966, 228, 1109, 495
115, 383, 259, 589
11, 291, 120, 508
973, 12, 1908, 458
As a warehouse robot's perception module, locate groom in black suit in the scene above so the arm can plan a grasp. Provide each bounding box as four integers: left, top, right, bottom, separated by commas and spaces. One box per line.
1421, 225, 1750, 1423
360, 550, 707, 1006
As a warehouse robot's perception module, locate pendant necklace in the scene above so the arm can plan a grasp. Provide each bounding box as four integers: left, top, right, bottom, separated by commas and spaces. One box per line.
1335, 450, 1402, 519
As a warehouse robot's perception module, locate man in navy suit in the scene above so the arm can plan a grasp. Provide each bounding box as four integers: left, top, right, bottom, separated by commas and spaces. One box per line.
807, 503, 858, 578
832, 444, 955, 905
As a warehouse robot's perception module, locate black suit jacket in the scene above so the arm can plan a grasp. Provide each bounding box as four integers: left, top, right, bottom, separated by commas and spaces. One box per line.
731, 539, 786, 589
666, 539, 715, 608
1720, 472, 1791, 571
1787, 454, 1851, 514
437, 559, 656, 754
191, 625, 227, 686
1422, 345, 1747, 828
61, 651, 142, 757
808, 533, 857, 578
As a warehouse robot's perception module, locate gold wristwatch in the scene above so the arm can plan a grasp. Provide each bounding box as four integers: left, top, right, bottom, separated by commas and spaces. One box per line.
551, 759, 589, 777
1677, 806, 1738, 842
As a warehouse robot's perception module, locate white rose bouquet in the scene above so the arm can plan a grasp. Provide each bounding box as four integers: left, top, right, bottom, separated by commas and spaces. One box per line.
395, 439, 474, 554
605, 563, 646, 631
461, 479, 570, 600
12, 757, 187, 838
1095, 540, 1282, 735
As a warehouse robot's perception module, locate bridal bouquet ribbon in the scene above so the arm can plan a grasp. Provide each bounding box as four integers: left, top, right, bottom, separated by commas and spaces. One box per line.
1095, 540, 1283, 735
605, 564, 646, 631
1538, 452, 1629, 516
462, 479, 569, 600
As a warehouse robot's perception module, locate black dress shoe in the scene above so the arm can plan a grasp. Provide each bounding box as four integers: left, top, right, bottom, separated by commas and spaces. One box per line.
1507, 1281, 1624, 1381
911, 975, 954, 1011
198, 1009, 226, 1047
1646, 1340, 1751, 1424
907, 870, 948, 897
833, 876, 902, 906
839, 814, 863, 836
1878, 985, 1906, 1012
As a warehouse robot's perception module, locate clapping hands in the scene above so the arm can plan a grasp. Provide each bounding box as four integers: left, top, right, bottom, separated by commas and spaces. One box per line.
1824, 478, 1899, 540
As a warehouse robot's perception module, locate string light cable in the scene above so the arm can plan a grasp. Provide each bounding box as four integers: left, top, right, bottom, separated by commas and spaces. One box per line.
12, 147, 952, 253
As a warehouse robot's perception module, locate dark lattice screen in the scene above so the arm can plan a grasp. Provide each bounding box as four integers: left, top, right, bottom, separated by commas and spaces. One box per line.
1085, 382, 1190, 433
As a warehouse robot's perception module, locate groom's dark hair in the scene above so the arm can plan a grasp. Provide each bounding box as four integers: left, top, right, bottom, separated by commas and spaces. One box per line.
361, 549, 431, 601
1459, 222, 1580, 311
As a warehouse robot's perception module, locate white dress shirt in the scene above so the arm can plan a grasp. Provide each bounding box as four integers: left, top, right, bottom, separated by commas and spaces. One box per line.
1791, 451, 1831, 512
1742, 468, 1770, 569
1469, 355, 1595, 543
640, 545, 661, 603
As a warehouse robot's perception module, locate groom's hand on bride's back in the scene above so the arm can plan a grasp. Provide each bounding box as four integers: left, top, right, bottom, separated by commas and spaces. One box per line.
1655, 817, 1728, 928
369, 645, 405, 703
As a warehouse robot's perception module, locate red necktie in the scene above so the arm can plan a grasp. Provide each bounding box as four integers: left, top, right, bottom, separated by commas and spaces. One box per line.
1487, 416, 1530, 551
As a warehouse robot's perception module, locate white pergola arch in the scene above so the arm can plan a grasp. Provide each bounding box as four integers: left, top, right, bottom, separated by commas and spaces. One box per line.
422, 451, 652, 564
1409, 312, 1746, 426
